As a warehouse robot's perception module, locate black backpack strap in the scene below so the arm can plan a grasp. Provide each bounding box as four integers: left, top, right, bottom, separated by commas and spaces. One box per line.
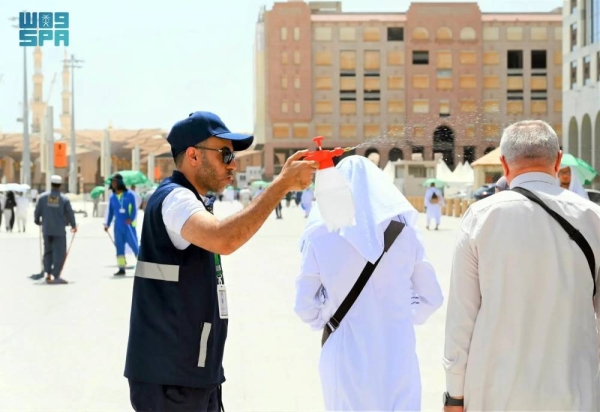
512, 187, 596, 297
325, 220, 406, 334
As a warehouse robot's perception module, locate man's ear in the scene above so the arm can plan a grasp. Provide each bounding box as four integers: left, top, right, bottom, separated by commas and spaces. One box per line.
554, 151, 563, 174
500, 155, 509, 178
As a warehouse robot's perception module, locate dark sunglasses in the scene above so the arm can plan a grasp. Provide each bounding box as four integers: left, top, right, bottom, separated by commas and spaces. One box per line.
194, 145, 235, 165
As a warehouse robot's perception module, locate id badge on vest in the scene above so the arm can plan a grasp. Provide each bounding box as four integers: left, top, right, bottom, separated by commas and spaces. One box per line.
215, 255, 228, 319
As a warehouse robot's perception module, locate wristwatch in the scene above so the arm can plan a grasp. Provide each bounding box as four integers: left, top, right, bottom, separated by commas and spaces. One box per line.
443, 392, 464, 407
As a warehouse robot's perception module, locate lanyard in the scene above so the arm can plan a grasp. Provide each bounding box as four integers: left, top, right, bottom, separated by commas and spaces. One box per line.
117, 193, 125, 210
214, 254, 224, 285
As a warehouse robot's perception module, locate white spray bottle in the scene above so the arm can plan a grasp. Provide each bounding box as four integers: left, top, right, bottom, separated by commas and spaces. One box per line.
304, 136, 356, 231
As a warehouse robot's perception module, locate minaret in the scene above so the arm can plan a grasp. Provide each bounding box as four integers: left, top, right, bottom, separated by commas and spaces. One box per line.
31, 46, 45, 133
60, 49, 71, 136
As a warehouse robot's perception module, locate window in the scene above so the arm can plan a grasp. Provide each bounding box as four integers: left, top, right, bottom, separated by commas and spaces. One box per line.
339, 27, 356, 41
293, 27, 300, 41
281, 77, 288, 89
387, 51, 404, 65
364, 76, 380, 93
531, 101, 547, 114
554, 75, 562, 90
387, 27, 404, 41
483, 51, 499, 65
388, 76, 404, 89
409, 165, 426, 177
412, 27, 429, 40
483, 124, 500, 138
571, 0, 577, 14
412, 99, 429, 114
554, 100, 563, 113
413, 74, 430, 89
294, 77, 300, 89
460, 51, 476, 65
483, 27, 499, 41
281, 52, 288, 65
460, 27, 476, 41
293, 51, 300, 65
531, 27, 547, 41
506, 27, 523, 41
413, 126, 425, 138
507, 101, 524, 114
340, 51, 356, 71
507, 50, 523, 69
570, 61, 577, 89
294, 102, 301, 113
340, 76, 356, 92
507, 76, 523, 91
316, 101, 333, 114
466, 125, 475, 138
363, 27, 380, 42
314, 27, 332, 41
531, 50, 547, 69
315, 77, 332, 90
364, 124, 380, 137
531, 76, 547, 91
584, 56, 591, 85
388, 125, 405, 137
483, 100, 500, 113
439, 100, 450, 117
437, 69, 453, 90
293, 124, 309, 138
464, 147, 476, 164
281, 101, 288, 113
554, 124, 563, 138
340, 124, 356, 138
483, 76, 500, 89
315, 124, 332, 137
593, 0, 600, 42
364, 50, 380, 71
315, 51, 332, 66
364, 102, 380, 115
436, 27, 453, 41
413, 51, 429, 65
554, 50, 562, 66
281, 27, 288, 41
571, 23, 578, 51
460, 75, 476, 89
437, 51, 452, 68
273, 124, 289, 138
460, 99, 476, 112
340, 101, 356, 114
388, 101, 405, 113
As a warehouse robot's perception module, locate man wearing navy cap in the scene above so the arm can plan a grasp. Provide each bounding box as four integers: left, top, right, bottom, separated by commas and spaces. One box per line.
124, 111, 317, 411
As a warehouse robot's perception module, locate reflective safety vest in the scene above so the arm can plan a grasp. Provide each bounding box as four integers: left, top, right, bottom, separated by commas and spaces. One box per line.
124, 170, 227, 388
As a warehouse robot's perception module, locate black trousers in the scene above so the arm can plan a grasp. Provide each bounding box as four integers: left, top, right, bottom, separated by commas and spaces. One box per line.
43, 235, 67, 277
128, 380, 223, 412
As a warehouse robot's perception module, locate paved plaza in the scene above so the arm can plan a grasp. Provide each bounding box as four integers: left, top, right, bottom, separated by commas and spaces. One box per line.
0, 199, 461, 412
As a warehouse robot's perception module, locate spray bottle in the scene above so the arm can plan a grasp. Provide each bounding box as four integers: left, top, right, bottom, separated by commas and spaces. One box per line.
304, 136, 356, 231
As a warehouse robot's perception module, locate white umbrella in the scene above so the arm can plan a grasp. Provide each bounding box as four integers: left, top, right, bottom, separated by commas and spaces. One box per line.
0, 183, 27, 192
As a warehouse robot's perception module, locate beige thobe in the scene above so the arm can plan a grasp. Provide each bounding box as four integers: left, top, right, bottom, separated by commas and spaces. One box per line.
444, 172, 600, 411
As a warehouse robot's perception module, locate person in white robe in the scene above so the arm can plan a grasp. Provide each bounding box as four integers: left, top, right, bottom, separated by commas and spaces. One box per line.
239, 188, 251, 208
558, 165, 589, 199
424, 183, 445, 230
295, 155, 444, 411
443, 120, 600, 412
15, 193, 30, 232
223, 186, 235, 202
300, 188, 313, 218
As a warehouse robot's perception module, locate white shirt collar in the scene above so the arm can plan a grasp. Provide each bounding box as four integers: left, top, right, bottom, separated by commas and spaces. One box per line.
509, 172, 558, 189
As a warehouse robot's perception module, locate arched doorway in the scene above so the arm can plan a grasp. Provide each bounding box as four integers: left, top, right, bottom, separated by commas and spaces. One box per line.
388, 147, 403, 162
582, 115, 592, 165
568, 117, 579, 157
433, 125, 454, 169
365, 148, 380, 167
484, 146, 496, 155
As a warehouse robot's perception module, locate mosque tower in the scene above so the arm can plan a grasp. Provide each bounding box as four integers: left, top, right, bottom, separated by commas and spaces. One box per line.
60, 49, 71, 135
31, 46, 46, 133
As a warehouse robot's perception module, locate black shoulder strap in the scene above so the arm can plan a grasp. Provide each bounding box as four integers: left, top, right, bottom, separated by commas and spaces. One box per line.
325, 220, 406, 333
512, 187, 596, 297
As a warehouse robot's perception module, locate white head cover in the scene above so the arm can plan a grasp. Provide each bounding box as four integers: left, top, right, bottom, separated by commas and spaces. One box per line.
560, 166, 588, 199
299, 155, 420, 263
50, 175, 62, 184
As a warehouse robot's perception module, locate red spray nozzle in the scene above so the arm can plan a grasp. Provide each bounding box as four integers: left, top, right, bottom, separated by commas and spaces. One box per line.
304, 136, 345, 170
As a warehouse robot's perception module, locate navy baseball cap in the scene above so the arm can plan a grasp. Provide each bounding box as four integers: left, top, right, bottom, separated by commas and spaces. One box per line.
167, 111, 254, 158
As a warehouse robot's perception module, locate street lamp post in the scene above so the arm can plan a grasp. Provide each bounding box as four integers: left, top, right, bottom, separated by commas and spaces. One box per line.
63, 54, 83, 193
9, 14, 31, 186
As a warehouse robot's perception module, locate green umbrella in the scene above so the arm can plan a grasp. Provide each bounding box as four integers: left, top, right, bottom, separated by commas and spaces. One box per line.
104, 170, 151, 187
561, 154, 597, 185
250, 180, 270, 189
422, 178, 445, 189
90, 185, 106, 199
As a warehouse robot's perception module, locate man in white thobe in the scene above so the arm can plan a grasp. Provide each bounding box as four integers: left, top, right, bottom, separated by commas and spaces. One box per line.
424, 182, 445, 230
15, 193, 30, 232
239, 188, 251, 208
443, 120, 600, 412
295, 156, 443, 411
558, 165, 589, 199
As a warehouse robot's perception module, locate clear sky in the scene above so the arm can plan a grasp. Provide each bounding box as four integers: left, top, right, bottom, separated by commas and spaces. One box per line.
0, 0, 563, 134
